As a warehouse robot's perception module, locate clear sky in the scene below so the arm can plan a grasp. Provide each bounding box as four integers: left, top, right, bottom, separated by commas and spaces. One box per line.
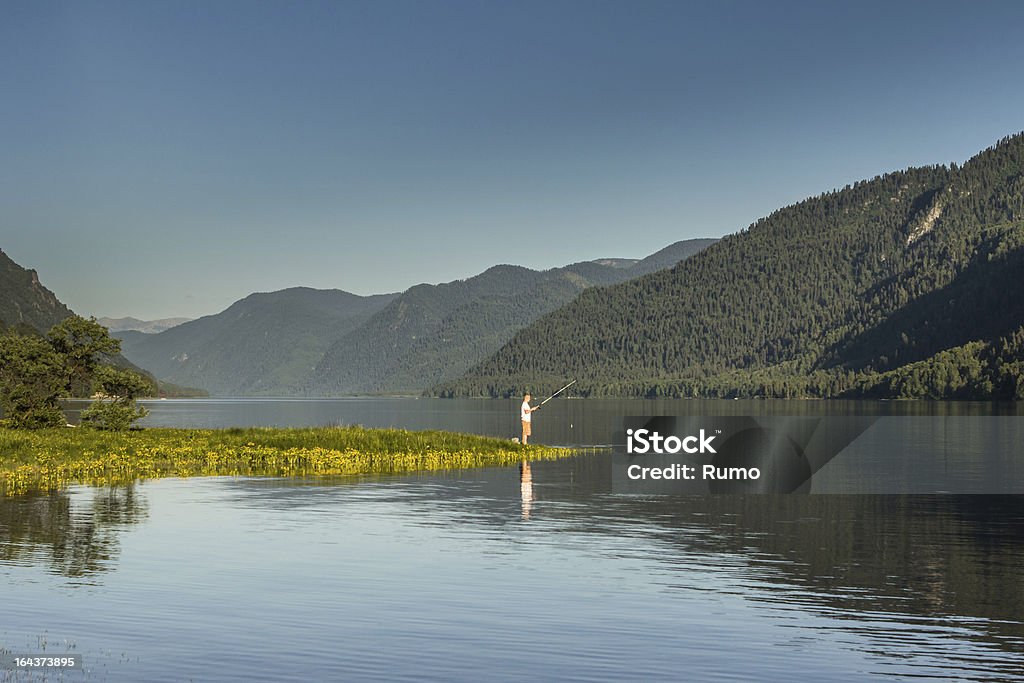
2, 0, 1023, 320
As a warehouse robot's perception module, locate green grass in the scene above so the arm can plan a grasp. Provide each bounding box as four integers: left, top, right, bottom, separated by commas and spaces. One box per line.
0, 426, 567, 495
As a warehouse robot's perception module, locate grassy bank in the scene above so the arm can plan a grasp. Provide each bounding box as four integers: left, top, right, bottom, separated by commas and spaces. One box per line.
0, 426, 566, 495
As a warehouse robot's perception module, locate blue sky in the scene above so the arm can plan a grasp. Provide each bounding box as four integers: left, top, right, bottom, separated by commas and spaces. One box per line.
2, 0, 1023, 319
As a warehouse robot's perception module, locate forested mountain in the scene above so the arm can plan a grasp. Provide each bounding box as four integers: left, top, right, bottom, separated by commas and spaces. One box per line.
0, 249, 74, 333
436, 133, 1024, 400
97, 316, 192, 334
307, 239, 716, 395
118, 288, 397, 396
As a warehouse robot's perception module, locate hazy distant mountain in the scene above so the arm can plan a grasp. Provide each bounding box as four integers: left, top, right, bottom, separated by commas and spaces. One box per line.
98, 316, 192, 334
117, 288, 398, 396
0, 249, 74, 333
112, 240, 716, 397
590, 258, 639, 269
436, 133, 1024, 400
308, 239, 716, 395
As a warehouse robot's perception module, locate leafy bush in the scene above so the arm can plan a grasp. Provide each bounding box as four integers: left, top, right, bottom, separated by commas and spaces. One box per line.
79, 401, 149, 431
80, 366, 151, 431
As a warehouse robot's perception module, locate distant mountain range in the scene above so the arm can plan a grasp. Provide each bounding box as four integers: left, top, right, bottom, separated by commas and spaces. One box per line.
13, 131, 1024, 401
436, 132, 1024, 400
309, 240, 717, 395
10, 137, 1024, 402
112, 240, 715, 396
97, 316, 192, 334
116, 288, 399, 396
11, 136, 1024, 402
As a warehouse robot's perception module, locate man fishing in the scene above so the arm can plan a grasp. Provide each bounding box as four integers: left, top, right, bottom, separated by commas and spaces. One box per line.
519, 381, 575, 445
521, 393, 538, 445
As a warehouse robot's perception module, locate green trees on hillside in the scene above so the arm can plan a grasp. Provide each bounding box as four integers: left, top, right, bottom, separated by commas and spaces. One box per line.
0, 316, 153, 429
436, 133, 1024, 400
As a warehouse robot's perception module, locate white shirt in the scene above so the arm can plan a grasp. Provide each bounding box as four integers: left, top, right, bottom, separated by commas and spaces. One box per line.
521, 400, 531, 422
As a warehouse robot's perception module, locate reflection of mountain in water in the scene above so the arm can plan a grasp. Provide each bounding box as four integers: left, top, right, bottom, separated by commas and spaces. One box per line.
0, 486, 148, 577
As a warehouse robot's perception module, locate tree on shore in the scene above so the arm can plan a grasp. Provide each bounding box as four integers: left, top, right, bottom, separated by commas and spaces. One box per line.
0, 316, 152, 430
48, 316, 121, 395
0, 332, 69, 428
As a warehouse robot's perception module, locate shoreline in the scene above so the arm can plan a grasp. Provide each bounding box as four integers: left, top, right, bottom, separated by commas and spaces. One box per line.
0, 426, 568, 496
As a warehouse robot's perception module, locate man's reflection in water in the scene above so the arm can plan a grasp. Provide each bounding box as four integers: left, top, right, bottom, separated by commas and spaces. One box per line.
519, 460, 533, 520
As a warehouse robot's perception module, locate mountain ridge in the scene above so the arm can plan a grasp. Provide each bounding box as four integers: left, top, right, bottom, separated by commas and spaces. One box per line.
97, 316, 192, 334
118, 287, 399, 396
117, 239, 716, 396
0, 249, 74, 334
308, 239, 716, 395
434, 133, 1024, 400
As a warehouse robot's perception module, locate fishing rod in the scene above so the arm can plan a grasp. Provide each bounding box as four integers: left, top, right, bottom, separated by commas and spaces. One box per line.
538, 379, 576, 407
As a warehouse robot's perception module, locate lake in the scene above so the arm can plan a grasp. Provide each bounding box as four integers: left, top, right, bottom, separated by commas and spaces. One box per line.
65, 396, 1024, 444
3, 399, 1023, 681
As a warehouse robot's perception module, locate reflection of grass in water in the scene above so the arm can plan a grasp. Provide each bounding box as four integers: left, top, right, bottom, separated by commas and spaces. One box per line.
0, 427, 567, 495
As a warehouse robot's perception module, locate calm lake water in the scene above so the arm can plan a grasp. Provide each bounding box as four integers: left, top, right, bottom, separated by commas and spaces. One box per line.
66, 396, 1024, 444
4, 399, 1024, 681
